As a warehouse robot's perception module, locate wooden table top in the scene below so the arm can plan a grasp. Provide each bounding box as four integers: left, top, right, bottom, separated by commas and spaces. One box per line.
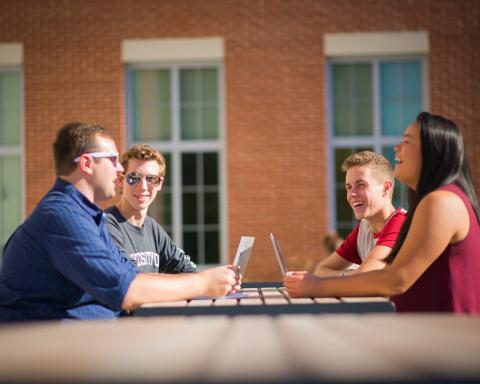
136, 284, 395, 316
0, 313, 479, 383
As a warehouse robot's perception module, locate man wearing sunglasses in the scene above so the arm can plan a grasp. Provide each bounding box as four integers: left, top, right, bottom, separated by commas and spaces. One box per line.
105, 144, 196, 276
0, 122, 240, 322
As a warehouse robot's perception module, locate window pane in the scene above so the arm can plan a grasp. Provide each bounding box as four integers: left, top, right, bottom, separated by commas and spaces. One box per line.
180, 151, 221, 264
0, 156, 21, 250
182, 192, 197, 225
353, 65, 372, 98
334, 148, 352, 182
132, 69, 171, 141
180, 69, 198, 140
180, 69, 197, 103
205, 230, 219, 264
182, 153, 197, 186
204, 192, 219, 224
353, 65, 373, 135
355, 99, 373, 136
380, 61, 422, 136
332, 63, 372, 136
333, 65, 352, 136
332, 65, 350, 97
202, 68, 218, 139
183, 231, 198, 264
382, 146, 396, 168
333, 102, 352, 136
336, 187, 352, 223
0, 73, 21, 145
381, 98, 400, 136
202, 105, 219, 139
149, 191, 172, 232
404, 62, 421, 97
382, 146, 408, 209
148, 153, 172, 232
403, 61, 422, 128
180, 68, 218, 140
180, 105, 198, 140
204, 154, 219, 225
202, 68, 218, 102
203, 153, 218, 186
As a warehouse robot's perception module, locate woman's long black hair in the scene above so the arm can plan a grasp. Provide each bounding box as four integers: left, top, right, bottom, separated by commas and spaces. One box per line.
385, 111, 480, 263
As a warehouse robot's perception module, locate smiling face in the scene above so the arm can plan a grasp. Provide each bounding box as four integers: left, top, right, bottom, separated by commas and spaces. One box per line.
120, 159, 163, 215
394, 122, 422, 190
345, 165, 390, 222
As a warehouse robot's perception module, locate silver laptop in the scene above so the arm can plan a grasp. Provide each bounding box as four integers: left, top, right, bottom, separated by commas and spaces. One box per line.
269, 233, 287, 276
233, 236, 255, 275
191, 236, 254, 300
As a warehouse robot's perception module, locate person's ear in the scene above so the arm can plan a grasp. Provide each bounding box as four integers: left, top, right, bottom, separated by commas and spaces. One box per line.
383, 179, 393, 195
115, 173, 124, 194
156, 177, 164, 191
77, 154, 95, 175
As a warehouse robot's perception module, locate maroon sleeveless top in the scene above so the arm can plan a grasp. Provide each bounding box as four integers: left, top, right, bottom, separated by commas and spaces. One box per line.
392, 184, 480, 313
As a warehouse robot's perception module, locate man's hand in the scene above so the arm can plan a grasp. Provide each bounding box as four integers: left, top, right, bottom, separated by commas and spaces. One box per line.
199, 265, 241, 298
283, 271, 321, 298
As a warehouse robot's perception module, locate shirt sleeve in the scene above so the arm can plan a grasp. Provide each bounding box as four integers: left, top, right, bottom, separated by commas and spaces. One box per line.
40, 204, 137, 311
153, 220, 197, 273
336, 224, 362, 265
376, 211, 407, 248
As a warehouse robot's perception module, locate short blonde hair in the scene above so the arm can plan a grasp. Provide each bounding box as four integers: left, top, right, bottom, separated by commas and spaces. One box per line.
341, 150, 394, 186
121, 144, 166, 177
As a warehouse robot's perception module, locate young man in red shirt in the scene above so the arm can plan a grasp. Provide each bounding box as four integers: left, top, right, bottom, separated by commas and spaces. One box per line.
314, 151, 406, 277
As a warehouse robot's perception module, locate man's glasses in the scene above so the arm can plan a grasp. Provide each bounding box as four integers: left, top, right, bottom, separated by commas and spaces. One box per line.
125, 172, 163, 187
74, 151, 119, 166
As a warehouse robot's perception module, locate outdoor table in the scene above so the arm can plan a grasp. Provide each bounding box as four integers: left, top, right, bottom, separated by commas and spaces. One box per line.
135, 282, 395, 317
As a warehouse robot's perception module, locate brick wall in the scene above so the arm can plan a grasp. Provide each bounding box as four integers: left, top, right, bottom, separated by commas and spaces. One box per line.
1, 0, 479, 281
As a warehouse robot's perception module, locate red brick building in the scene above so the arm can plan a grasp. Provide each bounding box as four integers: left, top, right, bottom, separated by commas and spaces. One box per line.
0, 0, 479, 281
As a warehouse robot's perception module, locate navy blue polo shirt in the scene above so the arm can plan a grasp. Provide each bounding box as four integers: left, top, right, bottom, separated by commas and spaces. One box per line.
0, 178, 137, 322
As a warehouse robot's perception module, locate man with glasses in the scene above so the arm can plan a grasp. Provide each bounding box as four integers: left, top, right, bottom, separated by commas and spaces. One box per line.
105, 144, 197, 275
0, 122, 240, 322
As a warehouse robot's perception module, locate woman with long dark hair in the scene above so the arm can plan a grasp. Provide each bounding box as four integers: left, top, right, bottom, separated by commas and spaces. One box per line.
284, 112, 480, 313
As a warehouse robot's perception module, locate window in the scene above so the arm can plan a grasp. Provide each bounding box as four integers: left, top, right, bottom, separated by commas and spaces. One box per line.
0, 68, 22, 256
126, 65, 224, 266
328, 58, 427, 237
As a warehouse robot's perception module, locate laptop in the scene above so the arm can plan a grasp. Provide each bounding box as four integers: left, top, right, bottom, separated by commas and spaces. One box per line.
233, 236, 255, 275
190, 236, 255, 300
269, 233, 288, 276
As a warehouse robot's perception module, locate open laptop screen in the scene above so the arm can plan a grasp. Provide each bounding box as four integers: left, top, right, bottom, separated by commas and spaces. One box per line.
269, 233, 287, 276
233, 236, 255, 275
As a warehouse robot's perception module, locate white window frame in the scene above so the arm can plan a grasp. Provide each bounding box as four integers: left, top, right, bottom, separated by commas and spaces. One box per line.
125, 62, 227, 267
326, 56, 429, 231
